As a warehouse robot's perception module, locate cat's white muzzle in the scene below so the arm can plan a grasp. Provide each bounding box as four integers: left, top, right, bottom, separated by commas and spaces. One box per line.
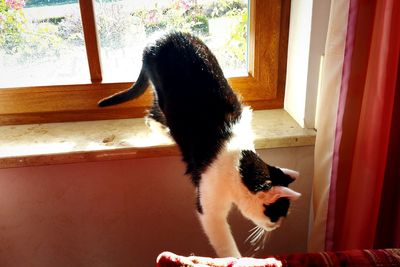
265, 220, 281, 231
256, 219, 282, 232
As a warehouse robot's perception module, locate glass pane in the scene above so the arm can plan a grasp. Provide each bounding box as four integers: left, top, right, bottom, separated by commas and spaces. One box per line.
0, 0, 90, 88
94, 0, 248, 83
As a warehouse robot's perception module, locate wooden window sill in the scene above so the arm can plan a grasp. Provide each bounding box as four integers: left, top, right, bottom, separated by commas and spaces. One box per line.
0, 109, 316, 169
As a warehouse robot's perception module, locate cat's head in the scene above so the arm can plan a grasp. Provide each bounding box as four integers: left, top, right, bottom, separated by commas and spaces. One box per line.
238, 150, 301, 231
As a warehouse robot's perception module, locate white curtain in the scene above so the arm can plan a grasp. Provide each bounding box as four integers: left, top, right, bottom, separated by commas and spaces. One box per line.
308, 0, 351, 251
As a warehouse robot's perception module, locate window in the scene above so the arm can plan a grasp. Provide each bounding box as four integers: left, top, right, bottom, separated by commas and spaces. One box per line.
0, 0, 290, 125
0, 0, 89, 87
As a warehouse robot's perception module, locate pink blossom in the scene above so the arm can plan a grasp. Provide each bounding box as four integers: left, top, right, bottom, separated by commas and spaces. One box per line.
5, 0, 26, 10
147, 10, 158, 24
179, 0, 191, 12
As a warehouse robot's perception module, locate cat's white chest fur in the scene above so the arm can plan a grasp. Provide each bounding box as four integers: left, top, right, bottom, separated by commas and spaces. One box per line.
197, 107, 256, 257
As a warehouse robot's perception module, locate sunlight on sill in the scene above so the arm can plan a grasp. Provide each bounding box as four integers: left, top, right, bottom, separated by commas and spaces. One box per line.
0, 109, 316, 168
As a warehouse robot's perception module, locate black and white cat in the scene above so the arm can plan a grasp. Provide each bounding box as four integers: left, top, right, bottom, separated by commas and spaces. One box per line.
98, 32, 301, 258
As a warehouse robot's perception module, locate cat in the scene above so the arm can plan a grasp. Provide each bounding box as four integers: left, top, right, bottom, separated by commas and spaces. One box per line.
98, 32, 301, 258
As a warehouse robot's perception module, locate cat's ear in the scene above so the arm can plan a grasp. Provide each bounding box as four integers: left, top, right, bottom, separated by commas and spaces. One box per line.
280, 168, 299, 181
257, 186, 301, 204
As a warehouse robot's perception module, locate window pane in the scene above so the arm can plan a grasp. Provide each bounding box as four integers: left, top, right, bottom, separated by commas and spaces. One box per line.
0, 0, 90, 88
94, 0, 248, 83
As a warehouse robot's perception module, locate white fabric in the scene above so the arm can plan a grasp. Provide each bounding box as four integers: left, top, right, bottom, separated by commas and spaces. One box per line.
308, 0, 350, 251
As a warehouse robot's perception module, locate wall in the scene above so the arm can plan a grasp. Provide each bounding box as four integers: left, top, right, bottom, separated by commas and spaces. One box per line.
284, 0, 331, 128
284, 0, 313, 127
0, 146, 313, 267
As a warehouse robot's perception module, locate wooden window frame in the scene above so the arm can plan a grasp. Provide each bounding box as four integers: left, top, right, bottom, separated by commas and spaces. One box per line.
0, 0, 290, 126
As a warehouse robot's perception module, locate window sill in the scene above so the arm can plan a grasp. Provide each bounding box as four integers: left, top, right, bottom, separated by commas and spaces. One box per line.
0, 109, 316, 169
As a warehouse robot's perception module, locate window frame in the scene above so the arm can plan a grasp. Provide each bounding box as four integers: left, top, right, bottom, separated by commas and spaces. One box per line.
0, 0, 290, 126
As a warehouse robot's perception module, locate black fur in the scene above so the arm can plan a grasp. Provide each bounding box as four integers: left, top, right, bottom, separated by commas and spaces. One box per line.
239, 150, 294, 193
239, 150, 295, 222
98, 32, 242, 186
98, 69, 149, 107
264, 198, 290, 222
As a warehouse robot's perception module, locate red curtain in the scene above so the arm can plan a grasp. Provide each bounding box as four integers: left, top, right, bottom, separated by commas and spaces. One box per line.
329, 0, 400, 250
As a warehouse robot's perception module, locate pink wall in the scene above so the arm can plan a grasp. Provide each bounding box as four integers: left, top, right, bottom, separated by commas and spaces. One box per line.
0, 146, 313, 266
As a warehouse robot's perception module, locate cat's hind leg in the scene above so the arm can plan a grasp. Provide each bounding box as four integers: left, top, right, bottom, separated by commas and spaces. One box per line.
147, 100, 167, 126
145, 101, 170, 135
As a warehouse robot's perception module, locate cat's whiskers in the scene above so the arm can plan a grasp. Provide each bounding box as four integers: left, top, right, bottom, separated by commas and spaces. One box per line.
259, 230, 270, 250
252, 227, 264, 244
253, 228, 266, 248
245, 226, 262, 244
246, 225, 267, 250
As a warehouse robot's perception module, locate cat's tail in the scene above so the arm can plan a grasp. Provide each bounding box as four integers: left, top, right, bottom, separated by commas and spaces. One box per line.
98, 68, 149, 107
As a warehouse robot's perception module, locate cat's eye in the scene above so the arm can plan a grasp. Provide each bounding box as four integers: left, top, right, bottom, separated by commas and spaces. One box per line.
265, 180, 273, 189
263, 180, 273, 191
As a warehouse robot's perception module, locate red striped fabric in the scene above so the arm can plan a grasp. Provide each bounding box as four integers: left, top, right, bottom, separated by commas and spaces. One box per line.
156, 249, 400, 267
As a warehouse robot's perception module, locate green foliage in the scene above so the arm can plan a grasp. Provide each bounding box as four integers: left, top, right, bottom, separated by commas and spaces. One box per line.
95, 2, 131, 48
57, 14, 84, 46
191, 15, 209, 35
132, 0, 210, 36
0, 0, 27, 54
58, 2, 131, 49
2, 0, 248, 71
19, 22, 63, 61
131, 0, 246, 68
1, 0, 64, 59
225, 6, 247, 63
205, 0, 246, 18
39, 16, 64, 25
25, 0, 76, 8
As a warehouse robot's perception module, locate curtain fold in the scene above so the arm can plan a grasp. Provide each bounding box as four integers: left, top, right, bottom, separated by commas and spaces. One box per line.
308, 0, 351, 252
309, 0, 400, 251
336, 0, 400, 249
374, 66, 400, 248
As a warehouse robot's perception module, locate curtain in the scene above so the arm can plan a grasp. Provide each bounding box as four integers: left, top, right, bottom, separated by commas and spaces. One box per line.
308, 0, 352, 251
309, 0, 400, 251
